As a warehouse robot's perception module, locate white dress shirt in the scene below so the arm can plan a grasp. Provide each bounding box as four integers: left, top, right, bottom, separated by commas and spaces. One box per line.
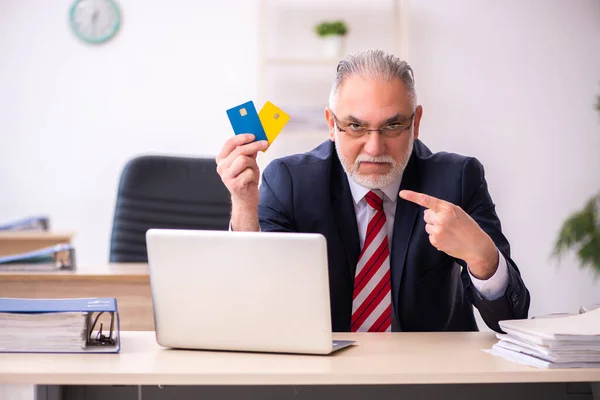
345, 173, 509, 301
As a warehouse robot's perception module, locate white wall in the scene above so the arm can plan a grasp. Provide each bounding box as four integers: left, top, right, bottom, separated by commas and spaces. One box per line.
408, 0, 600, 317
1, 0, 599, 319
0, 0, 258, 265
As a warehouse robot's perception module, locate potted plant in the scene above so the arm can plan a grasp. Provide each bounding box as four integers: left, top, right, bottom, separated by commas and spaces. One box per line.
314, 20, 348, 59
553, 95, 600, 280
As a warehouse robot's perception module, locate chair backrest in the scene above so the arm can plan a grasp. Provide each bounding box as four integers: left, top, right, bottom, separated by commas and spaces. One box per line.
109, 155, 231, 262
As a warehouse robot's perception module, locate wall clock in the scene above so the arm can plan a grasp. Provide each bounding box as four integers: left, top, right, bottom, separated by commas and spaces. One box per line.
69, 0, 121, 44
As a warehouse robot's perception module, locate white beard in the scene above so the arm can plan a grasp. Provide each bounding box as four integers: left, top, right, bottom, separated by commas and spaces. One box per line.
335, 132, 414, 189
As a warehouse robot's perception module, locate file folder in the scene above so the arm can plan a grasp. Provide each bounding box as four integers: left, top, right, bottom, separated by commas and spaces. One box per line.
0, 297, 121, 353
0, 216, 50, 231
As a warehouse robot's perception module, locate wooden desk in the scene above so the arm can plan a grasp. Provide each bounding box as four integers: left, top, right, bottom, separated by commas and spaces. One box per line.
0, 231, 74, 256
0, 331, 599, 386
0, 263, 153, 331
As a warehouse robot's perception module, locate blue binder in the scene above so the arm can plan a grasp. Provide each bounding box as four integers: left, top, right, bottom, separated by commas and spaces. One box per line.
0, 216, 50, 231
0, 243, 75, 270
0, 297, 121, 353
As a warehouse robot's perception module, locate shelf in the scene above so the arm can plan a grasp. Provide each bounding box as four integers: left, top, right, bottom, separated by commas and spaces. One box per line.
263, 58, 341, 66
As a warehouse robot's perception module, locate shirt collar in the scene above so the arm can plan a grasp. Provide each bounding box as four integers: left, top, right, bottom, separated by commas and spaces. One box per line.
346, 172, 403, 205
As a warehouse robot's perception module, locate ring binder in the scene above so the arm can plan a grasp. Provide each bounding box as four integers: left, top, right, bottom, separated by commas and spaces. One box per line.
0, 216, 50, 232
0, 243, 76, 270
0, 297, 120, 353
89, 311, 116, 346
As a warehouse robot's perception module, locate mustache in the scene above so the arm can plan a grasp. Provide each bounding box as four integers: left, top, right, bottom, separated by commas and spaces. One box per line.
354, 154, 396, 165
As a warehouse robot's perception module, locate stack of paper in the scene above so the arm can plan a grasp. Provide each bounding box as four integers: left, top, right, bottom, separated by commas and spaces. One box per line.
284, 106, 329, 132
487, 308, 600, 368
0, 312, 89, 352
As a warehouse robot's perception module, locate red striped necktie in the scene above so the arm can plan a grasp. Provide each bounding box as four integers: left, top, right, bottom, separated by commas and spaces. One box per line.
350, 190, 392, 332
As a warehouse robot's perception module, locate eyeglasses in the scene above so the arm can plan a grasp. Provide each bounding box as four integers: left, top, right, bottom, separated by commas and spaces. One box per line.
331, 110, 415, 138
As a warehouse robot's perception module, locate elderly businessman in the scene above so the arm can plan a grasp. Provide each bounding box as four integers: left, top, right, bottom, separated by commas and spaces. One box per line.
216, 49, 530, 333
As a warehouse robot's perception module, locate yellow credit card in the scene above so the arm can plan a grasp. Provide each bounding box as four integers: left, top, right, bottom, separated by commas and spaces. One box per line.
258, 101, 290, 144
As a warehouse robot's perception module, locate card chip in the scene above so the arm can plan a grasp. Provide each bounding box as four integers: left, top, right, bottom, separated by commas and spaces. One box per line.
240, 108, 247, 117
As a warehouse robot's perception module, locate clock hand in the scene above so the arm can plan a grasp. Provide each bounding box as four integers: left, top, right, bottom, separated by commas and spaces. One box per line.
91, 10, 99, 36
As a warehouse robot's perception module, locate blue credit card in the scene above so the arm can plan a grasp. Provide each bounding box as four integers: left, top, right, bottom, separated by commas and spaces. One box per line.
226, 101, 268, 142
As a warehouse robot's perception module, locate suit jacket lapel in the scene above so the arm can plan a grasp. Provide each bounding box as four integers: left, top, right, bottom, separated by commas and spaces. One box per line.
330, 151, 360, 281
391, 153, 421, 326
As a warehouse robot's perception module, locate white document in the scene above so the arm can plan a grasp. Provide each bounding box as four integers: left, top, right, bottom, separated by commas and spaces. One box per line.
485, 308, 600, 368
499, 308, 600, 339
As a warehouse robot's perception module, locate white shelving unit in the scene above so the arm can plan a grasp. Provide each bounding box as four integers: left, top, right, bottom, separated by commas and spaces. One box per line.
257, 0, 409, 121
263, 57, 341, 66
255, 0, 410, 171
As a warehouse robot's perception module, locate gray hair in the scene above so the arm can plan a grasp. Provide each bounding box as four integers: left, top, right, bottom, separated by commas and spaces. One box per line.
328, 49, 417, 111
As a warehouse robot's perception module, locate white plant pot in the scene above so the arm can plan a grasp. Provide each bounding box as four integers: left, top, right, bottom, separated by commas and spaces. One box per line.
322, 35, 345, 59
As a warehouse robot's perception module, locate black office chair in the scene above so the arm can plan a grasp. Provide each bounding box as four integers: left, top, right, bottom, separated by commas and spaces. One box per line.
109, 155, 231, 262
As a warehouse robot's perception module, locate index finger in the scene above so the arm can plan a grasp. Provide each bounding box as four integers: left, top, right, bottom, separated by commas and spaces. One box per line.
399, 190, 450, 212
217, 134, 256, 162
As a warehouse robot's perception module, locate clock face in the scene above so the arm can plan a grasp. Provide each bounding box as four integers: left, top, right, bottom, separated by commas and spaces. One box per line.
69, 0, 121, 44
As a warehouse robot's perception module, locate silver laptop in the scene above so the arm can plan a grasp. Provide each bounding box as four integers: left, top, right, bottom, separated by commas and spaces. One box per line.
145, 229, 355, 355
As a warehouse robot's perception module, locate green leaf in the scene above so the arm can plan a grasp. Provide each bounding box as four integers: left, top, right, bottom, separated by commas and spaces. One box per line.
554, 193, 600, 275
314, 20, 348, 37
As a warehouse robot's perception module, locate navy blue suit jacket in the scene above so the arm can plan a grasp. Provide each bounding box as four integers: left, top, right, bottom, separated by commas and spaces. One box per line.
258, 139, 530, 332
